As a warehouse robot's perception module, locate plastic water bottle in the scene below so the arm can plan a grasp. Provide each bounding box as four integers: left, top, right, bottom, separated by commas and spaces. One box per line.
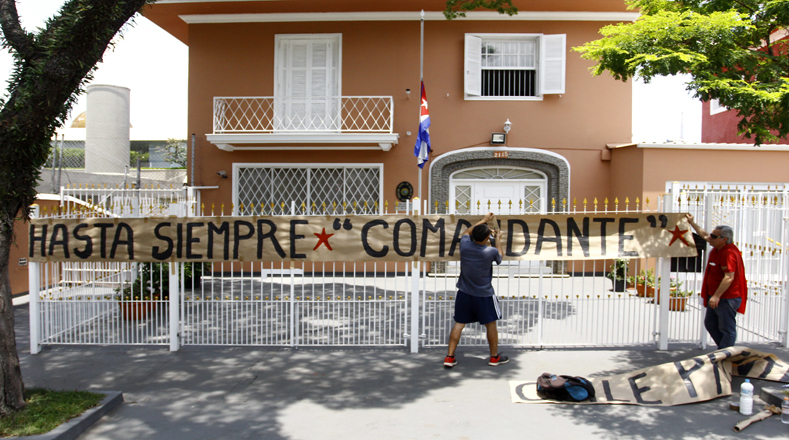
739, 379, 754, 416
782, 397, 789, 424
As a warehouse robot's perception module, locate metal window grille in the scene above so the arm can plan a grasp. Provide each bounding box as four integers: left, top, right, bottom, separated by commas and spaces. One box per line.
237, 166, 381, 215
481, 38, 537, 97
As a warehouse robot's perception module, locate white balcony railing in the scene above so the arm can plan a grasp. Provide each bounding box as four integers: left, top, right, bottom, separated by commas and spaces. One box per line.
213, 96, 394, 134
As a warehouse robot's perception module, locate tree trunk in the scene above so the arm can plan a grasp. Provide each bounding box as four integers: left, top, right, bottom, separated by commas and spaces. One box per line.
0, 0, 152, 415
0, 226, 24, 414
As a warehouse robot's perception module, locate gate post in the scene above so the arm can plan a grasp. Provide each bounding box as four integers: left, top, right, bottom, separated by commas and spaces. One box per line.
410, 198, 421, 353
657, 257, 671, 350
699, 195, 714, 349
28, 262, 40, 355
782, 216, 789, 347
169, 262, 180, 351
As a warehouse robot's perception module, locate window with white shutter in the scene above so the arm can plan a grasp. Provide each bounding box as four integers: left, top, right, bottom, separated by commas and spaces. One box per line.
274, 34, 342, 131
464, 33, 565, 100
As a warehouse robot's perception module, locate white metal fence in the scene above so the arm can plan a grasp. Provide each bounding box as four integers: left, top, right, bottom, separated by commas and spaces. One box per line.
27, 189, 789, 353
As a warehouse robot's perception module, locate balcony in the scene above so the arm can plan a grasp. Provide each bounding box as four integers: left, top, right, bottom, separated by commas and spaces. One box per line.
207, 96, 399, 152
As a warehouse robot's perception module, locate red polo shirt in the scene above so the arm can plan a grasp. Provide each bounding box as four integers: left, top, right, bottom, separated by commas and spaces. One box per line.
701, 243, 747, 313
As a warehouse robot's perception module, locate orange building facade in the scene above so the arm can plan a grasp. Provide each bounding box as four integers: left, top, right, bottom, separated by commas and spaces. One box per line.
143, 0, 646, 216
143, 0, 789, 221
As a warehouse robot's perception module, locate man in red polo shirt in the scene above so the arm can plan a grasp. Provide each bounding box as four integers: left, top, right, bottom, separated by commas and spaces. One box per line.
686, 214, 747, 349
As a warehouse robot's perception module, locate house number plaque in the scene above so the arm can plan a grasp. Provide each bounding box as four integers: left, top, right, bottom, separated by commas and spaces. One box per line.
493, 151, 509, 158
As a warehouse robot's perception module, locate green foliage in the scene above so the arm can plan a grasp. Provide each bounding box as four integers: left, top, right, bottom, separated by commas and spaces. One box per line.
44, 148, 84, 168
574, 0, 789, 144
671, 289, 694, 297
605, 258, 629, 280
635, 268, 655, 287
115, 262, 208, 300
0, 389, 103, 437
443, 0, 518, 19
129, 150, 150, 166
161, 138, 187, 168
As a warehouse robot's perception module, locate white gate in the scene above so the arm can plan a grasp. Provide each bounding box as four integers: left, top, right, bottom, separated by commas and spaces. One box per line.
27, 189, 789, 352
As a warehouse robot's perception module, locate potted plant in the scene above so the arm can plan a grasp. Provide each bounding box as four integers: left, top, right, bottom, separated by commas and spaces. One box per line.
115, 262, 208, 320
605, 258, 628, 293
655, 279, 683, 304
635, 269, 655, 297
115, 263, 160, 320
666, 289, 693, 311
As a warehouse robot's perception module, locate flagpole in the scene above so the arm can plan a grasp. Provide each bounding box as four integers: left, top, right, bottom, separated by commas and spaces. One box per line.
418, 9, 424, 204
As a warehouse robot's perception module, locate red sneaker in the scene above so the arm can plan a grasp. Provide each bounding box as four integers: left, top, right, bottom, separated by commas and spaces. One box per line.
443, 355, 457, 368
489, 354, 510, 366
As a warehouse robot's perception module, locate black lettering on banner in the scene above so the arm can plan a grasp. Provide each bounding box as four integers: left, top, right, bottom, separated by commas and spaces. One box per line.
256, 219, 285, 259
73, 224, 93, 259
110, 223, 134, 259
566, 217, 590, 257
593, 218, 615, 256
674, 358, 705, 398
94, 223, 114, 259
393, 219, 416, 257
757, 356, 777, 379
420, 218, 445, 257
176, 223, 183, 259
186, 222, 204, 259
514, 383, 543, 402
628, 373, 662, 404
48, 224, 70, 258
29, 224, 47, 257
289, 220, 308, 259
618, 218, 639, 257
602, 380, 630, 402
234, 220, 255, 259
208, 222, 230, 260
506, 219, 530, 257
449, 219, 472, 256
735, 352, 755, 376
707, 353, 723, 395
362, 220, 389, 258
536, 219, 562, 256
152, 223, 174, 260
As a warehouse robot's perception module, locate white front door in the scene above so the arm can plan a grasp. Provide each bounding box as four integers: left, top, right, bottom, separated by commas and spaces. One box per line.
475, 181, 520, 214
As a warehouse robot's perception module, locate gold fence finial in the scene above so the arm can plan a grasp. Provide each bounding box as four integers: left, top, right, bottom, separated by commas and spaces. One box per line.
384, 200, 389, 213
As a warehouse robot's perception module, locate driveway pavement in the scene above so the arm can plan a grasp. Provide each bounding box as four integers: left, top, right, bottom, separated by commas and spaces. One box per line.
13, 300, 789, 440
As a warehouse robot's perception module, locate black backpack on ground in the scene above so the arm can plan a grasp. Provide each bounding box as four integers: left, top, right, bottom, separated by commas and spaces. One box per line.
536, 373, 596, 402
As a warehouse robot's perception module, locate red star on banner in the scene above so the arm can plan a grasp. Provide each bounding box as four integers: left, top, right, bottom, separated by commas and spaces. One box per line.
668, 226, 691, 247
313, 228, 334, 251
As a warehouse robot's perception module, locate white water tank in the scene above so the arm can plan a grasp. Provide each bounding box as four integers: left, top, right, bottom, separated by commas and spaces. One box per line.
85, 85, 130, 173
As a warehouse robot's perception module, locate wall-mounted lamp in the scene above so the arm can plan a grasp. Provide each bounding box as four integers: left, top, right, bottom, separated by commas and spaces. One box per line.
217, 170, 227, 179
503, 119, 512, 134
406, 88, 411, 99
490, 133, 506, 145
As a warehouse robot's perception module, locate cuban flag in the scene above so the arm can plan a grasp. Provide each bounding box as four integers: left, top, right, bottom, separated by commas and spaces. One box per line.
414, 81, 431, 169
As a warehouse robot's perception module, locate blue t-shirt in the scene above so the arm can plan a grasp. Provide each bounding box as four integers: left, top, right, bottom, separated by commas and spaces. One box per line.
456, 235, 502, 297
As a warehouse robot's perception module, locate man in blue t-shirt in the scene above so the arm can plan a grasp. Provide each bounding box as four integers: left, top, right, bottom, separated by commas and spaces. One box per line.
444, 212, 508, 368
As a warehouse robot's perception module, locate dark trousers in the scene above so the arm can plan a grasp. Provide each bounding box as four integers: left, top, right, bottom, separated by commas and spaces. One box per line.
704, 297, 742, 349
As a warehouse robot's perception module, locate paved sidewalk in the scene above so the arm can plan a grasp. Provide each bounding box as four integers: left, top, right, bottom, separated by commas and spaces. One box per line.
14, 302, 789, 440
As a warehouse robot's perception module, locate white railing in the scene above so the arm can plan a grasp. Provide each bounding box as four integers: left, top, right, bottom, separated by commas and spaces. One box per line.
59, 184, 190, 217
27, 192, 789, 351
213, 96, 394, 133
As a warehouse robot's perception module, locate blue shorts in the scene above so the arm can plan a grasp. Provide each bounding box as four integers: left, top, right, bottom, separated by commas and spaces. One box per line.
453, 290, 502, 325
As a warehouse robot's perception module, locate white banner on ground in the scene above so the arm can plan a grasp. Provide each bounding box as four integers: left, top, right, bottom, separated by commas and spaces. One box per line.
510, 347, 789, 406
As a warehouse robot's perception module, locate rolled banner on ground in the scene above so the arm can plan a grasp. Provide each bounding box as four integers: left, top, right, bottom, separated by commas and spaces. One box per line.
733, 406, 780, 432
510, 346, 789, 406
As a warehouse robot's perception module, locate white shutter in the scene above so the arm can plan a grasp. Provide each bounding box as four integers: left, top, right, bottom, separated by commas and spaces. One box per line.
464, 34, 482, 97
539, 34, 566, 95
